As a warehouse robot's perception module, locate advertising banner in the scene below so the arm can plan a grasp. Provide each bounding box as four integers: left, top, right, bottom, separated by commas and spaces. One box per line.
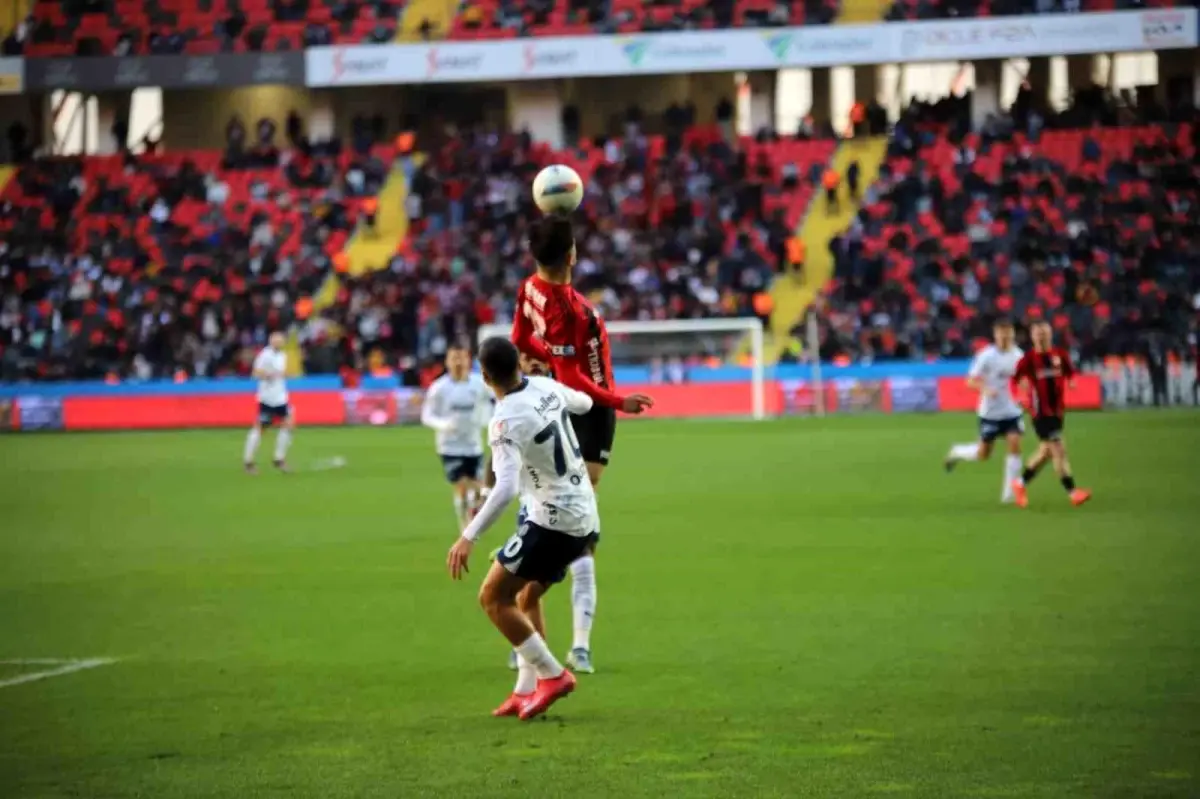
0, 369, 1116, 431
24, 52, 305, 92
343, 389, 398, 426
15, 396, 65, 431
889, 377, 941, 413
306, 9, 1196, 87
394, 388, 426, 424
0, 57, 23, 94
937, 375, 1103, 413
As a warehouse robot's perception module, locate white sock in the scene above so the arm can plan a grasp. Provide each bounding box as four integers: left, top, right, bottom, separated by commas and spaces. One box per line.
570, 555, 596, 651
949, 443, 980, 462
515, 632, 564, 679
273, 428, 292, 462
453, 495, 467, 529
1002, 454, 1022, 500
244, 427, 261, 464
513, 652, 537, 695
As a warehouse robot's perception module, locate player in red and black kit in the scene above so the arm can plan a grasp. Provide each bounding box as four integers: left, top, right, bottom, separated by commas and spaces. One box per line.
502, 215, 653, 675
1010, 320, 1092, 508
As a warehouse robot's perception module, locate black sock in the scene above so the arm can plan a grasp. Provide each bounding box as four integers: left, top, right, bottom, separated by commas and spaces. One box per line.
1022, 463, 1043, 484
1061, 475, 1076, 492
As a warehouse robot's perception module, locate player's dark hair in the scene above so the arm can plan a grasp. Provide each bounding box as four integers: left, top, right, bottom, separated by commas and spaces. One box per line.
478, 337, 521, 388
993, 317, 1014, 329
528, 215, 574, 273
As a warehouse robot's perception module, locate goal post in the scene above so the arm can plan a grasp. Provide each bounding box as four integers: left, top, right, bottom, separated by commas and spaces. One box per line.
477, 317, 768, 420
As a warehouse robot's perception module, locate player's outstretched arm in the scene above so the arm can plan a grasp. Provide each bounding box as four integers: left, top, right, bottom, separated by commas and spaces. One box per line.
452, 421, 522, 580
559, 384, 595, 416
553, 358, 654, 413
420, 385, 454, 432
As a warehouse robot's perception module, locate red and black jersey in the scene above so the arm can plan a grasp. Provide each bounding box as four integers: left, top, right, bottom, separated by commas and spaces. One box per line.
511, 274, 623, 409
1014, 347, 1076, 418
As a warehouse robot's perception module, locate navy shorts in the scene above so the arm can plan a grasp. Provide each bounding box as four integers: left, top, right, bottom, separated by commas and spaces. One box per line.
979, 415, 1024, 442
516, 505, 600, 550
1033, 416, 1065, 442
496, 520, 599, 585
440, 455, 482, 483
570, 405, 616, 466
258, 402, 292, 426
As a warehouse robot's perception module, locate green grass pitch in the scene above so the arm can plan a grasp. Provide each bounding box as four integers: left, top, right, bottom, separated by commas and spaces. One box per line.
2, 413, 1199, 798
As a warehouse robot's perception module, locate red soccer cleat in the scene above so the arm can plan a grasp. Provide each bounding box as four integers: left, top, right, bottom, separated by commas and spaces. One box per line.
1011, 479, 1029, 509
492, 692, 530, 718
1069, 488, 1092, 507
518, 670, 576, 720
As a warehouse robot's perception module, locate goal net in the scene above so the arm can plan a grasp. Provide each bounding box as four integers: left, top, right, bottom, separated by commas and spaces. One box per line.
477, 317, 768, 420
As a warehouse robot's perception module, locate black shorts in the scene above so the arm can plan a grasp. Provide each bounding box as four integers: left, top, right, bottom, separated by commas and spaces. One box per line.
258, 402, 292, 426
1033, 415, 1065, 442
440, 454, 482, 483
496, 520, 598, 585
570, 405, 616, 466
979, 415, 1024, 442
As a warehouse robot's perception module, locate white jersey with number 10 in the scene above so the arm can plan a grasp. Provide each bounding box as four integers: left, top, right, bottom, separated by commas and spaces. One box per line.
488, 376, 598, 537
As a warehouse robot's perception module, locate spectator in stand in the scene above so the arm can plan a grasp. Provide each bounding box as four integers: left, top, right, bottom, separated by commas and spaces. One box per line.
818, 88, 1199, 366
822, 167, 841, 215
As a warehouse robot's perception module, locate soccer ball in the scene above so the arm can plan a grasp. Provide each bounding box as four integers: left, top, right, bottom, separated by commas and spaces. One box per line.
532, 164, 584, 215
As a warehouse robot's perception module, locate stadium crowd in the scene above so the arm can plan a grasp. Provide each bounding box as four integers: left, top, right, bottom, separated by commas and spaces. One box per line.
815, 85, 1200, 366
12, 0, 1187, 55
2, 83, 1198, 382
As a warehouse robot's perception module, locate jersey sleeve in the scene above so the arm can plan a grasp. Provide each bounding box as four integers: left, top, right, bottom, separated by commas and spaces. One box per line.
252, 350, 269, 374
511, 283, 553, 364
1060, 350, 1076, 378
967, 350, 988, 380
1012, 353, 1032, 382
420, 381, 453, 432
552, 357, 626, 409
558, 382, 595, 416
462, 416, 523, 541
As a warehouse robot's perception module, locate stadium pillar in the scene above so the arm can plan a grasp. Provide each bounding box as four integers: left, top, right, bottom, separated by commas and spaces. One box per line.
746, 71, 777, 134
810, 66, 832, 129
853, 64, 879, 104
972, 59, 1002, 131
93, 91, 131, 155
307, 91, 336, 143
1156, 48, 1200, 108
1026, 56, 1051, 107
1065, 55, 1096, 92
507, 81, 564, 149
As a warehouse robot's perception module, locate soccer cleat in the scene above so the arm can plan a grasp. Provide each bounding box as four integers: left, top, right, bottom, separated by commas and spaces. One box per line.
507, 650, 519, 671
518, 670, 576, 720
244, 463, 258, 475
565, 647, 594, 674
273, 459, 290, 474
492, 692, 530, 718
1011, 479, 1029, 509
943, 453, 957, 473
1069, 488, 1092, 507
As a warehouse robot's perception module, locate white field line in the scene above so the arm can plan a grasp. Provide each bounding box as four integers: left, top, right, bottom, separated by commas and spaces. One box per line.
0, 658, 117, 688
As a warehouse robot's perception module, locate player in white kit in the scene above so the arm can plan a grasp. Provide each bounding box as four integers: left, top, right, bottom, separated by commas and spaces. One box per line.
944, 319, 1026, 502
420, 343, 494, 531
244, 331, 294, 474
446, 337, 596, 720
